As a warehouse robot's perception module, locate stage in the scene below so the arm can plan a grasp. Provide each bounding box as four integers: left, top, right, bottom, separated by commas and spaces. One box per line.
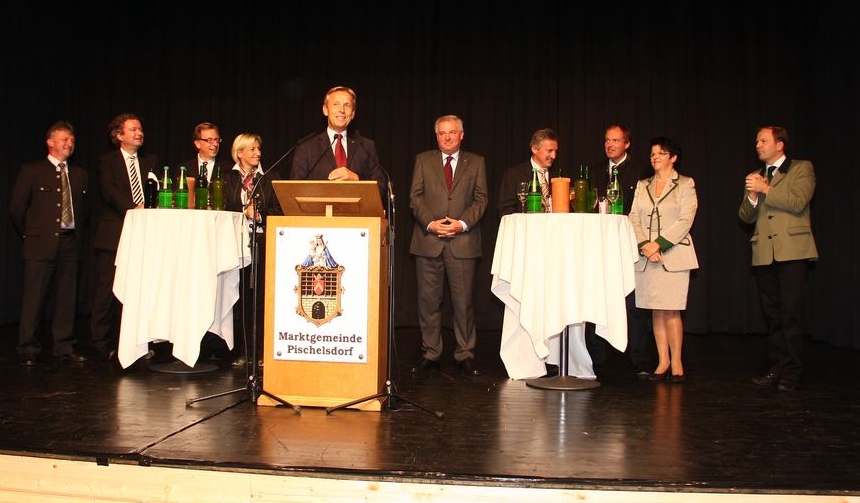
1, 324, 858, 502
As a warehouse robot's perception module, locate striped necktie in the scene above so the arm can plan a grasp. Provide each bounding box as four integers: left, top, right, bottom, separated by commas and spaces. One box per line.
538, 169, 550, 208
128, 155, 144, 205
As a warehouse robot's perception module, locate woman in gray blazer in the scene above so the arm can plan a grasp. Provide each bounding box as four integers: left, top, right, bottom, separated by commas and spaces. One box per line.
629, 136, 698, 384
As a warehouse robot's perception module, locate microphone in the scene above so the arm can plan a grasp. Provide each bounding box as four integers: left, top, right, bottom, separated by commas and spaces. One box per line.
352, 130, 392, 208
244, 132, 318, 211
309, 134, 338, 178
265, 131, 317, 177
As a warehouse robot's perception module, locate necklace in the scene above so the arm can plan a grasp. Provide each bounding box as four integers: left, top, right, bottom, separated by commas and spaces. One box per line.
654, 170, 674, 182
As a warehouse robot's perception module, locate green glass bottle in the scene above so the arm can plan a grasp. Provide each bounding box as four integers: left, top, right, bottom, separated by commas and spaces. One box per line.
210, 163, 225, 211
158, 166, 173, 208
175, 166, 189, 209
525, 169, 542, 213
608, 166, 623, 214
574, 165, 590, 213
195, 162, 209, 209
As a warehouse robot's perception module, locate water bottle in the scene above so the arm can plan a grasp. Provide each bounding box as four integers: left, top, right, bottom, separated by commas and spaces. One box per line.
158, 166, 173, 208
525, 169, 542, 213
608, 166, 623, 214
175, 166, 189, 209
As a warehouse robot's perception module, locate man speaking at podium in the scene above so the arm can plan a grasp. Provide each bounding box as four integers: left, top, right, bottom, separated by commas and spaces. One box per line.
289, 85, 387, 204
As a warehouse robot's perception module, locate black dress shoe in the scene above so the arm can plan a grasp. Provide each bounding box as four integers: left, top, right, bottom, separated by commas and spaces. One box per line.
410, 358, 440, 373
57, 351, 88, 363
752, 371, 779, 386
545, 363, 559, 377
777, 380, 798, 392
457, 359, 479, 376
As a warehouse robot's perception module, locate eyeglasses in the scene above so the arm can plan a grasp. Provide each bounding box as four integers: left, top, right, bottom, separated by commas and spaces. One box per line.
197, 137, 222, 145
649, 151, 670, 159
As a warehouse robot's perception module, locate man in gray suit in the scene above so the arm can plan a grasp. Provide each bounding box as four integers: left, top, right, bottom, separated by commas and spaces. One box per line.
409, 115, 488, 375
739, 125, 818, 392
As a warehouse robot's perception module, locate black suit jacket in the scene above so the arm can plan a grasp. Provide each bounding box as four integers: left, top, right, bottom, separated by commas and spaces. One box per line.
591, 156, 650, 215
223, 165, 280, 224
288, 130, 387, 204
9, 158, 89, 259
497, 161, 536, 218
92, 149, 158, 251
178, 156, 231, 184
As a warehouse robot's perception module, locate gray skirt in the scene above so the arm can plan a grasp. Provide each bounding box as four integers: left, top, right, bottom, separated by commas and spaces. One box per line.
634, 260, 690, 310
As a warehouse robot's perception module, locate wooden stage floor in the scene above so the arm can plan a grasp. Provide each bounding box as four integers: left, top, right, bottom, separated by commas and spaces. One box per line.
1, 324, 859, 502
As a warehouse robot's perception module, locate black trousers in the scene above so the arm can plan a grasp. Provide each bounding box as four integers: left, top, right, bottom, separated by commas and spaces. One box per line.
755, 259, 809, 382
17, 233, 79, 358
585, 291, 653, 372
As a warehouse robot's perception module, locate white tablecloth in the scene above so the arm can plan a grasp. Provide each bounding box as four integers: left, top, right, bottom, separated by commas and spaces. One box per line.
491, 213, 639, 380
113, 209, 251, 368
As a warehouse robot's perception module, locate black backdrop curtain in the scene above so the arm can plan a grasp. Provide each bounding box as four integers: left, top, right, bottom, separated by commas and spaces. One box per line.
1, 3, 857, 349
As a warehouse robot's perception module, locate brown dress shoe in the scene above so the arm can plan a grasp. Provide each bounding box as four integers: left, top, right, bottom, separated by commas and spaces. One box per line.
57, 351, 88, 363
752, 371, 779, 386
411, 358, 440, 373
457, 359, 479, 376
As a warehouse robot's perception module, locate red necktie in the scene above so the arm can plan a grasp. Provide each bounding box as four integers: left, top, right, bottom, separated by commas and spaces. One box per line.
334, 133, 347, 167
444, 155, 453, 192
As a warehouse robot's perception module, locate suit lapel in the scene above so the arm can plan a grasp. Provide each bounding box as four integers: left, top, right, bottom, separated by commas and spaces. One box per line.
771, 157, 792, 186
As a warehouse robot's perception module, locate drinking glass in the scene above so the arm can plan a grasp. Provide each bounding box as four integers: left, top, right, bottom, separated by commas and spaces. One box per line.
516, 182, 529, 213
606, 186, 620, 206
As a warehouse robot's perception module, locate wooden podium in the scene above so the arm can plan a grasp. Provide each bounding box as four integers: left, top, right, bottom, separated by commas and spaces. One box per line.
258, 181, 389, 411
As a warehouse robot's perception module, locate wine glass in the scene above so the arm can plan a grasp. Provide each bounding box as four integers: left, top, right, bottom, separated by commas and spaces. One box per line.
516, 182, 529, 213
606, 186, 620, 206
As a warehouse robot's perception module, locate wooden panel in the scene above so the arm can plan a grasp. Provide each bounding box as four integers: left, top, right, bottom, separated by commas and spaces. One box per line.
261, 215, 389, 411
3, 454, 850, 503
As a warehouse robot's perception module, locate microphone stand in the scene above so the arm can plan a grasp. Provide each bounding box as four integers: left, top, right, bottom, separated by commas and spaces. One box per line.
187, 189, 299, 412
325, 172, 442, 417
186, 142, 315, 413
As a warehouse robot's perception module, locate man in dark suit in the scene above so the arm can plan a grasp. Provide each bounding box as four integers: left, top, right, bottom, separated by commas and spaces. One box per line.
497, 128, 559, 218
409, 115, 488, 375
586, 124, 654, 377
9, 121, 89, 365
90, 113, 158, 361
740, 126, 818, 392
178, 122, 231, 201
289, 86, 387, 204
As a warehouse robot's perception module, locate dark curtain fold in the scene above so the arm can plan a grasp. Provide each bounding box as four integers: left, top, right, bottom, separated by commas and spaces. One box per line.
1, 3, 857, 349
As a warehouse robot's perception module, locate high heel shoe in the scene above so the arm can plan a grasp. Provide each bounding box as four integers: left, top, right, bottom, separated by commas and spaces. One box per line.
669, 374, 686, 384
647, 369, 670, 381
